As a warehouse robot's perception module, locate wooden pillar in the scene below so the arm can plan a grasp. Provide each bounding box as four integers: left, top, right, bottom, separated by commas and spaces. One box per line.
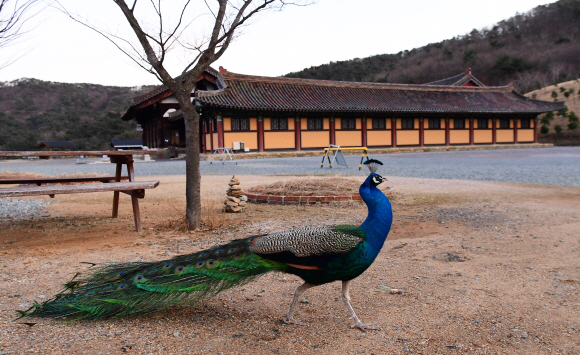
329, 115, 335, 145
469, 118, 474, 145
217, 114, 224, 148
391, 117, 397, 148
149, 122, 152, 148
201, 117, 207, 153
257, 115, 264, 152
492, 118, 497, 145
445, 117, 450, 146
534, 118, 538, 143
209, 116, 214, 152
295, 115, 301, 151
155, 120, 159, 148
201, 113, 205, 153
361, 116, 367, 147
513, 117, 518, 144
146, 123, 149, 148
419, 118, 424, 147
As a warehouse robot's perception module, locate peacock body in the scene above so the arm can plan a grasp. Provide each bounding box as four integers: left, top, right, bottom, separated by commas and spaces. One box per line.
19, 166, 393, 331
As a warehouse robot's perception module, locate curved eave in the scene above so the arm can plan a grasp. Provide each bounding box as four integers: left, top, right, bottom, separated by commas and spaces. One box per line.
121, 106, 136, 121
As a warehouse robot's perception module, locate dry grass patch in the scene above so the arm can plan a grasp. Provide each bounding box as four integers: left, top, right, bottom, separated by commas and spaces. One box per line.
248, 176, 364, 196
154, 199, 227, 232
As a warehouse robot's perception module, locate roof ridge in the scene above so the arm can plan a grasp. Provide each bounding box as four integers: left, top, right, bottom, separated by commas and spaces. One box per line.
222, 72, 509, 92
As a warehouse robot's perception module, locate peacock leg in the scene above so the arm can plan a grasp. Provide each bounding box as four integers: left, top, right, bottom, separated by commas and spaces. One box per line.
341, 280, 380, 332
283, 282, 314, 326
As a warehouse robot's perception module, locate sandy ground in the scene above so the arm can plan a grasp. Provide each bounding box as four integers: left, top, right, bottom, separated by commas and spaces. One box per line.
0, 174, 579, 354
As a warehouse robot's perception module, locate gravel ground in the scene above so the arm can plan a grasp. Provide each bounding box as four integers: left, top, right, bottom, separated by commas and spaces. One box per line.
1, 175, 579, 354
1, 147, 579, 186
0, 198, 51, 219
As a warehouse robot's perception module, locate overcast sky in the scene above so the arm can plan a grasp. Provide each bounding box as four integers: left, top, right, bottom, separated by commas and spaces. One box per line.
0, 0, 557, 87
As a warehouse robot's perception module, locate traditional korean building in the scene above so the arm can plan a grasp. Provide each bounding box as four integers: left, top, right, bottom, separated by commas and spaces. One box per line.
38, 141, 73, 151
122, 67, 564, 152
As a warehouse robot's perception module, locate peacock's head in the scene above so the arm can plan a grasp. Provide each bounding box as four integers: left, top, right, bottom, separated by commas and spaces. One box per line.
363, 159, 386, 188
364, 172, 386, 188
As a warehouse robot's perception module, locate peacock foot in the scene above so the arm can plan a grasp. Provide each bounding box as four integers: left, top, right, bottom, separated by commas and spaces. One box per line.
283, 316, 307, 326
350, 320, 381, 332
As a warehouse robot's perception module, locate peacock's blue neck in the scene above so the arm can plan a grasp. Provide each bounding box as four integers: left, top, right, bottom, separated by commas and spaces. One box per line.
359, 176, 393, 253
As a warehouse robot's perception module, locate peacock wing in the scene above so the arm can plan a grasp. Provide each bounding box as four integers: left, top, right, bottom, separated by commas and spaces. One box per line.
248, 225, 364, 267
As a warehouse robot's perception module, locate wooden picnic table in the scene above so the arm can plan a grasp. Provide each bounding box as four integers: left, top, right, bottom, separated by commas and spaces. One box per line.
0, 150, 159, 232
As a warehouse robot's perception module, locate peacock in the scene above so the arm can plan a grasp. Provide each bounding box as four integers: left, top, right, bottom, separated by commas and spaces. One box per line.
18, 159, 392, 331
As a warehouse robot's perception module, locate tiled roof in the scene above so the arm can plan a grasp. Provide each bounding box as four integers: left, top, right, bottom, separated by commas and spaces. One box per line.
129, 66, 219, 107
423, 73, 467, 86
111, 139, 143, 147
197, 72, 564, 114
38, 141, 73, 147
423, 72, 486, 87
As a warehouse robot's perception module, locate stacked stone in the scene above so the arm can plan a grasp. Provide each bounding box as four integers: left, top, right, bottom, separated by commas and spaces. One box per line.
224, 176, 248, 213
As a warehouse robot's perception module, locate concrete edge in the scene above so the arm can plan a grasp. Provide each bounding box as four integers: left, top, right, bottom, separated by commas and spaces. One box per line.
199, 143, 554, 161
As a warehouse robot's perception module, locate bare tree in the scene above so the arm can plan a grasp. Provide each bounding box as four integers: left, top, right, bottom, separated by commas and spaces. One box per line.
0, 0, 40, 68
55, 0, 308, 229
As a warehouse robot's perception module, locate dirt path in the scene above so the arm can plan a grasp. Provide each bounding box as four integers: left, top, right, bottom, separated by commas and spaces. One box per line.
0, 175, 578, 354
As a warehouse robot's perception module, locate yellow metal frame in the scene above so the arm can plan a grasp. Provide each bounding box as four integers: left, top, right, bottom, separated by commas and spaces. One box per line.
321, 146, 369, 170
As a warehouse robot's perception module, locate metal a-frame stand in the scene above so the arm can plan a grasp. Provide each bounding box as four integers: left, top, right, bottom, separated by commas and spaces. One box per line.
321, 145, 348, 168
321, 145, 370, 170
209, 147, 238, 164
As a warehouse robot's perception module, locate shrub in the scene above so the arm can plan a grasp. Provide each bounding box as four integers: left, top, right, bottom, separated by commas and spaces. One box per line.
568, 112, 579, 130
558, 108, 568, 117
540, 125, 549, 134
554, 124, 563, 134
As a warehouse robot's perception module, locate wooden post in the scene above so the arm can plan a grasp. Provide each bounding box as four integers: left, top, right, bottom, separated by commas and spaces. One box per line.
198, 114, 204, 153
534, 117, 538, 143
257, 115, 264, 152
419, 118, 424, 147
126, 157, 142, 232
361, 116, 367, 147
329, 115, 335, 145
391, 117, 397, 148
112, 162, 122, 218
295, 115, 301, 151
209, 116, 214, 152
492, 118, 497, 145
201, 117, 207, 153
445, 117, 450, 146
513, 117, 518, 144
217, 114, 224, 148
469, 118, 474, 145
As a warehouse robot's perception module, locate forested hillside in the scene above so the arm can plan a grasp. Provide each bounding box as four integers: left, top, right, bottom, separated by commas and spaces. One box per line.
286, 0, 580, 93
0, 79, 154, 151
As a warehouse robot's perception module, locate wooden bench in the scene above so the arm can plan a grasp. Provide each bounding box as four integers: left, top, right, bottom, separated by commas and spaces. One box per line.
0, 175, 130, 185
0, 150, 160, 232
0, 181, 159, 232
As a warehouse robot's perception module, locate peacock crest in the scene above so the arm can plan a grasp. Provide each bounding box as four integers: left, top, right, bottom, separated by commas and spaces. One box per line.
363, 159, 383, 174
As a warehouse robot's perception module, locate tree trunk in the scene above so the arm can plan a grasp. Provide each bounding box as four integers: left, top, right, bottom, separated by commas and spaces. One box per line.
174, 89, 201, 230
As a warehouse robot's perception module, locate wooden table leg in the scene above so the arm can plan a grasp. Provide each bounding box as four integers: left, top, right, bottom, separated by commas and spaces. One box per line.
126, 160, 142, 232
112, 162, 122, 218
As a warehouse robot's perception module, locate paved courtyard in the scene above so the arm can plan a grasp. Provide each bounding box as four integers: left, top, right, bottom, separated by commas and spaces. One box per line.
1, 147, 579, 187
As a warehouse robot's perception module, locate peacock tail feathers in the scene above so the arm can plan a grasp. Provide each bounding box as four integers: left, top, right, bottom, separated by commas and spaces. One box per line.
18, 237, 287, 320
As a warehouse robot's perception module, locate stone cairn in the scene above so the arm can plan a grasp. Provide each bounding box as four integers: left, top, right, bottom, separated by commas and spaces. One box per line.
224, 175, 247, 213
